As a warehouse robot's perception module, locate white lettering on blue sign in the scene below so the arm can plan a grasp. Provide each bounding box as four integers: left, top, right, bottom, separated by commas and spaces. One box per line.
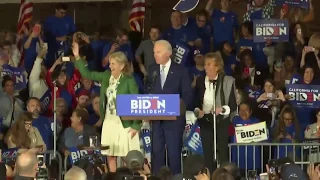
188, 131, 201, 150
256, 27, 287, 36
144, 136, 151, 146
70, 150, 88, 163
175, 45, 186, 64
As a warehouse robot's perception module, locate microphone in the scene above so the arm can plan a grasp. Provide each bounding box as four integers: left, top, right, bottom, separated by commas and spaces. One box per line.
194, 108, 201, 118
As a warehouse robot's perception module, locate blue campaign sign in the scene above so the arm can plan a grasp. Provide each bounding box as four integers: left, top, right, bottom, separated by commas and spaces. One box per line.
68, 147, 105, 164
1, 148, 18, 163
244, 86, 262, 99
1, 64, 27, 90
275, 0, 309, 9
253, 19, 289, 43
287, 84, 320, 108
185, 123, 203, 155
116, 94, 180, 116
173, 42, 190, 66
141, 129, 151, 153
40, 89, 52, 112
173, 0, 199, 13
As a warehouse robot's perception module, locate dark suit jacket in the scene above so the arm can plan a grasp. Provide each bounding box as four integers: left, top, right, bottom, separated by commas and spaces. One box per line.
234, 66, 269, 89
146, 61, 192, 119
194, 75, 237, 120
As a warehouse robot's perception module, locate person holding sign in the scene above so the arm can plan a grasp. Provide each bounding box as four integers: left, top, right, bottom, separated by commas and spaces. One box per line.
194, 52, 237, 173
72, 42, 141, 172
231, 102, 262, 173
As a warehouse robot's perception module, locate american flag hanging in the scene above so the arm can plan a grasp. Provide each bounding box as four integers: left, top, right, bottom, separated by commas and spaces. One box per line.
17, 0, 33, 67
129, 0, 146, 33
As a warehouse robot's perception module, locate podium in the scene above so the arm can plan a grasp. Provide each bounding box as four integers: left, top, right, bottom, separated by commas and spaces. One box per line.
119, 98, 186, 120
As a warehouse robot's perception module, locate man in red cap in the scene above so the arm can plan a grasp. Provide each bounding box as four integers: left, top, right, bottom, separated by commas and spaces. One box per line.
75, 88, 90, 110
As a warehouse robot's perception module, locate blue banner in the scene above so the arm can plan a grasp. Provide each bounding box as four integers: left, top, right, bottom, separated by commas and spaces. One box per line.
68, 147, 105, 165
40, 89, 52, 112
1, 64, 27, 90
141, 129, 151, 154
275, 0, 309, 9
173, 42, 190, 66
116, 94, 180, 116
287, 84, 320, 108
253, 19, 289, 43
173, 0, 199, 13
185, 123, 203, 155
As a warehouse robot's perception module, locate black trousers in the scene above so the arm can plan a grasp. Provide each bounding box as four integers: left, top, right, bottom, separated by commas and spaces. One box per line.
198, 114, 230, 174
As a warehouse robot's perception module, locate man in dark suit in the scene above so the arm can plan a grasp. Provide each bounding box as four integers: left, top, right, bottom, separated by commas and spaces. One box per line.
146, 40, 192, 174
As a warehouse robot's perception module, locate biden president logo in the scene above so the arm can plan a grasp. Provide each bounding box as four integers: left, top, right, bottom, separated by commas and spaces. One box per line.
253, 19, 289, 42
116, 94, 180, 116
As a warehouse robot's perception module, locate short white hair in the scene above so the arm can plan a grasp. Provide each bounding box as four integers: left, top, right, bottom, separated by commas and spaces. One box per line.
64, 166, 87, 180
155, 40, 172, 54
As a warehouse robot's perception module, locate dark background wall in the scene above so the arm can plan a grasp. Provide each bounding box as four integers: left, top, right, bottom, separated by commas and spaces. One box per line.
0, 0, 319, 36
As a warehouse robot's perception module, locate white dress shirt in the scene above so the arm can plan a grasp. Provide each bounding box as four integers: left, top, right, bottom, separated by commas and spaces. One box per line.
203, 75, 218, 114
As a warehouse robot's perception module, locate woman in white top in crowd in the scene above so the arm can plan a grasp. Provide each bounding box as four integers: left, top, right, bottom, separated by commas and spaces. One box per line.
29, 47, 49, 111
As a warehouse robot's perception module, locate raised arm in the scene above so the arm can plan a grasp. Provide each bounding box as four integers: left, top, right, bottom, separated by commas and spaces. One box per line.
72, 42, 104, 82
29, 48, 47, 86
205, 0, 214, 16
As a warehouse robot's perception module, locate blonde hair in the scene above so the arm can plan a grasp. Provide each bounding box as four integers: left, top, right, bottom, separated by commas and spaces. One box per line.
308, 33, 320, 50
205, 52, 224, 74
109, 51, 131, 75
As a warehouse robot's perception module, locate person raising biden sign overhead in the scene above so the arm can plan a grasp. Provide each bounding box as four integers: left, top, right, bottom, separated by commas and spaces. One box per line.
72, 41, 142, 173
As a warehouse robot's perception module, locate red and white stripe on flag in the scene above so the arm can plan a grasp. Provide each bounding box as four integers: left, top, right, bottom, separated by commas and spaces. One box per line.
17, 0, 33, 67
129, 0, 146, 32
18, 0, 33, 34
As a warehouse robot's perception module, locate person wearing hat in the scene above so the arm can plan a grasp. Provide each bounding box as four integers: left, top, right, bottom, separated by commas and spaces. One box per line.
75, 88, 90, 110
72, 41, 141, 172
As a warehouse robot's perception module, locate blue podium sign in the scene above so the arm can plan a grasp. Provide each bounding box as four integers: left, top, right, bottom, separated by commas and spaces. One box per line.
116, 94, 180, 116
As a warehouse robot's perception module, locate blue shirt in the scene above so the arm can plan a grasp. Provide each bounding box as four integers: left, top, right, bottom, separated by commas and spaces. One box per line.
211, 9, 238, 48
223, 54, 237, 76
272, 124, 300, 159
87, 113, 99, 126
22, 36, 45, 73
43, 15, 76, 65
90, 40, 107, 70
32, 116, 53, 150
231, 116, 261, 169
250, 9, 263, 21
162, 26, 198, 47
237, 38, 268, 68
190, 24, 212, 54
101, 42, 134, 69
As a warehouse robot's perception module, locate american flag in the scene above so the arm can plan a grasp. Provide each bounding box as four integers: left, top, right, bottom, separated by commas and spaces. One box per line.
129, 0, 146, 33
17, 0, 33, 67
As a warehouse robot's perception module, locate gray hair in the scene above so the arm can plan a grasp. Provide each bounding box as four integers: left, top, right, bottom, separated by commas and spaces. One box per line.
64, 166, 87, 180
155, 40, 172, 55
